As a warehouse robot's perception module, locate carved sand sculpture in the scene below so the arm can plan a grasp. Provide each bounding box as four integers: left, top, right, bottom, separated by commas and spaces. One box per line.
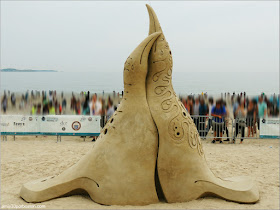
145, 5, 259, 203
20, 5, 259, 205
20, 32, 161, 205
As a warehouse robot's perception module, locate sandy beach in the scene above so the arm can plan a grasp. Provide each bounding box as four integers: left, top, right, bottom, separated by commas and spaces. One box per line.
1, 136, 279, 209
1, 1, 279, 209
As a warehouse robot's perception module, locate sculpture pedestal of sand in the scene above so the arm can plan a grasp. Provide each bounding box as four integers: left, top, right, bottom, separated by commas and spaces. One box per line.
20, 5, 259, 205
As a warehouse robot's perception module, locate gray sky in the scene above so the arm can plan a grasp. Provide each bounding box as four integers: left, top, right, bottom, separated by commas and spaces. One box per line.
1, 1, 279, 73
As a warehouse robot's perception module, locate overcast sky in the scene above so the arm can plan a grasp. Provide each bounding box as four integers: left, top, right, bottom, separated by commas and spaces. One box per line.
1, 1, 279, 73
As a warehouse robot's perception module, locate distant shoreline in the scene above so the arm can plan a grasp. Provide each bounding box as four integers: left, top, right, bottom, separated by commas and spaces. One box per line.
1, 68, 58, 72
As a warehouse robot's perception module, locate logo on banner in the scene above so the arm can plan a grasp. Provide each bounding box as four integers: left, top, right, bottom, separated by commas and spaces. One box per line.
29, 117, 33, 121
46, 117, 58, 122
72, 121, 81, 131
60, 121, 67, 126
88, 117, 92, 121
14, 122, 25, 126
62, 127, 66, 131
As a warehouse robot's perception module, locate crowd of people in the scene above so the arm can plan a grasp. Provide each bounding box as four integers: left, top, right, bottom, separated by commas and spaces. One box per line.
180, 92, 279, 143
1, 90, 121, 125
69, 91, 117, 125
1, 90, 279, 141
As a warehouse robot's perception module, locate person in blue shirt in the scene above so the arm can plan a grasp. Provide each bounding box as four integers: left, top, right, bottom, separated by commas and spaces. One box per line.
198, 98, 208, 139
211, 99, 226, 143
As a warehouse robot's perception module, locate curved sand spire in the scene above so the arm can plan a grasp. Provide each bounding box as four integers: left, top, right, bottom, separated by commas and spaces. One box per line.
20, 32, 161, 205
145, 4, 259, 203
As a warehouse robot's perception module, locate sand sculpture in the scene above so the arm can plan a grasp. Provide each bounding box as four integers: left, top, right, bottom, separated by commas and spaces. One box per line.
145, 5, 259, 203
20, 5, 259, 205
20, 32, 161, 205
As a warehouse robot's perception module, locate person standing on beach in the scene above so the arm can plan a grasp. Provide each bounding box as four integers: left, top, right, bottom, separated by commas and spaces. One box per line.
42, 94, 48, 114
70, 92, 76, 111
31, 104, 37, 115
257, 96, 267, 131
62, 96, 67, 114
182, 97, 187, 110
54, 99, 58, 114
252, 99, 258, 134
82, 91, 90, 115
233, 96, 241, 119
19, 94, 25, 110
244, 92, 246, 106
11, 93, 16, 107
106, 99, 114, 122
95, 97, 103, 116
101, 98, 106, 127
206, 97, 214, 135
222, 100, 230, 142
233, 101, 246, 144
211, 99, 226, 143
1, 93, 8, 114
193, 97, 200, 131
59, 103, 62, 115
270, 102, 279, 117
75, 100, 81, 115
49, 102, 55, 115
25, 91, 29, 104
186, 95, 193, 115
48, 91, 53, 104
199, 98, 207, 139
246, 99, 256, 137
89, 95, 96, 115
37, 103, 41, 115
31, 90, 34, 100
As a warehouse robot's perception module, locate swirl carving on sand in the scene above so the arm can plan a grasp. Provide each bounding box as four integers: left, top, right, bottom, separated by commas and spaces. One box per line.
151, 32, 203, 155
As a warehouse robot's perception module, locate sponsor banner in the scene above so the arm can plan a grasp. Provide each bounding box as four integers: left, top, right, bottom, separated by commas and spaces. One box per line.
0, 115, 40, 134
40, 115, 100, 135
1, 115, 101, 136
260, 117, 280, 138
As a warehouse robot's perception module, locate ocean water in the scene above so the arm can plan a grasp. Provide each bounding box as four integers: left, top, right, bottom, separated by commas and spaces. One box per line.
0, 71, 279, 96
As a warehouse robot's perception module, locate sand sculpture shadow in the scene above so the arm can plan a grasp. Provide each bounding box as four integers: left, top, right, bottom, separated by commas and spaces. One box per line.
20, 5, 259, 205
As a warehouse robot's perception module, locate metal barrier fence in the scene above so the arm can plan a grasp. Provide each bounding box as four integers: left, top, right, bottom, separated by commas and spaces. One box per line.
189, 115, 262, 143
232, 117, 261, 141
190, 115, 233, 142
101, 114, 263, 142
